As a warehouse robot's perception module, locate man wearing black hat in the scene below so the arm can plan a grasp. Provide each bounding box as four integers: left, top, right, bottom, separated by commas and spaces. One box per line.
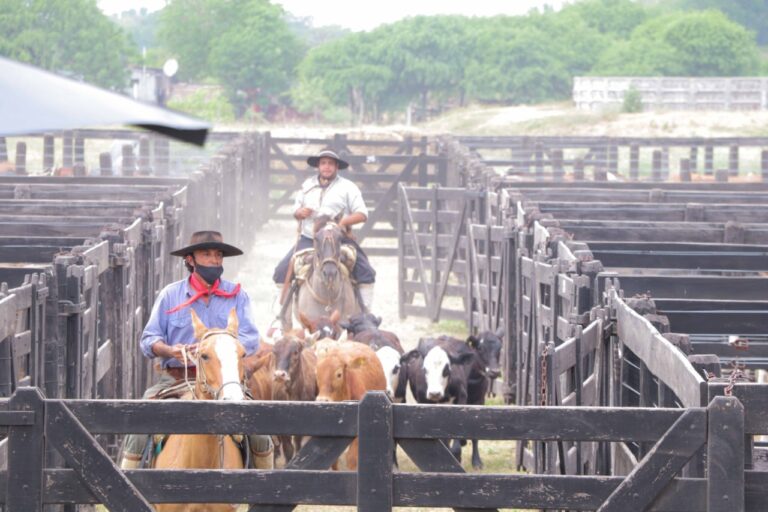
120, 231, 273, 470
273, 149, 376, 310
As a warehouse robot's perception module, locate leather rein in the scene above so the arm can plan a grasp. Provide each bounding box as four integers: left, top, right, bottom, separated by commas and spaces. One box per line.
182, 329, 247, 400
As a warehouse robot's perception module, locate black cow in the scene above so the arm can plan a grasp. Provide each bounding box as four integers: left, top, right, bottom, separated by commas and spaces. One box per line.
463, 327, 503, 468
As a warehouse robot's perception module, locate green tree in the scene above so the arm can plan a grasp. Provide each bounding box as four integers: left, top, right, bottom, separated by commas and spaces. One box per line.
464, 21, 572, 103
157, 0, 239, 81
208, 1, 304, 113
0, 0, 135, 89
672, 0, 768, 45
594, 10, 760, 76
297, 32, 392, 123
372, 16, 473, 112
565, 0, 653, 38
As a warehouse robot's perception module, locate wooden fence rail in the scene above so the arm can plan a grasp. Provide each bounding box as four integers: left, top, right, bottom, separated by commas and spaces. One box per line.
0, 388, 753, 511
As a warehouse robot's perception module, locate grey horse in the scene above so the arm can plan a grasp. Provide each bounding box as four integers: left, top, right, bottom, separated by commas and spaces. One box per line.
284, 216, 360, 328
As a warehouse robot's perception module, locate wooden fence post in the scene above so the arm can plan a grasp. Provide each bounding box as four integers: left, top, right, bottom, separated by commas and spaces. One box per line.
7, 387, 46, 511
122, 143, 135, 177
661, 146, 670, 180
629, 144, 639, 180
689, 146, 698, 173
0, 136, 7, 162
704, 145, 714, 176
651, 150, 662, 181
679, 158, 691, 182
100, 152, 113, 176
706, 396, 744, 512
574, 158, 585, 181
43, 133, 55, 172
154, 136, 170, 175
552, 149, 564, 180
728, 144, 739, 177
62, 131, 73, 168
761, 149, 768, 183
138, 135, 151, 175
609, 145, 618, 176
357, 392, 393, 512
15, 142, 27, 175
74, 132, 85, 167
534, 142, 544, 180
715, 169, 729, 183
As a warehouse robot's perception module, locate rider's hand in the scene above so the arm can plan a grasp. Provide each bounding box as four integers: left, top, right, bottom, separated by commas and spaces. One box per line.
295, 207, 314, 220
154, 342, 197, 365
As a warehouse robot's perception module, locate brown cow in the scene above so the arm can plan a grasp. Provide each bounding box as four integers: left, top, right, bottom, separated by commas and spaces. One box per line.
272, 334, 318, 464
316, 342, 386, 470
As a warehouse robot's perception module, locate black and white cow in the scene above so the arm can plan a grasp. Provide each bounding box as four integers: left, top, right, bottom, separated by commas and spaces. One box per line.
401, 337, 475, 462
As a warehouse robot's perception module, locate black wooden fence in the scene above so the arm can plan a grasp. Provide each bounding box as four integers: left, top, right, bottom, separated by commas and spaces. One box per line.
0, 134, 268, 470
0, 389, 755, 511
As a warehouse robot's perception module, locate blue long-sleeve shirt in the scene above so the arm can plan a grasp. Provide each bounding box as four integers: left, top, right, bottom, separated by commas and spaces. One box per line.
140, 277, 260, 368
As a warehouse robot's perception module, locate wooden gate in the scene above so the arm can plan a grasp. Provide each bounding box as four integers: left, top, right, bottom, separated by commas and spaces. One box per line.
0, 388, 752, 511
397, 185, 483, 321
268, 135, 448, 255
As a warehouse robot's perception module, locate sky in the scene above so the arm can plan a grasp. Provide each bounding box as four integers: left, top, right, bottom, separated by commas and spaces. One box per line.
98, 0, 570, 31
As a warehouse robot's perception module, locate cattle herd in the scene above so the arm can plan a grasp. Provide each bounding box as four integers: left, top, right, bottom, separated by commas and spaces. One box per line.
246, 311, 503, 470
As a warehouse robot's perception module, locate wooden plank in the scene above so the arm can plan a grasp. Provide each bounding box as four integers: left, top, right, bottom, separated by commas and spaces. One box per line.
46, 401, 153, 511
11, 468, 356, 505
62, 399, 360, 435
6, 388, 46, 511
393, 404, 686, 441
707, 396, 745, 512
357, 392, 393, 512
398, 438, 495, 512
613, 292, 704, 407
707, 383, 768, 435
393, 473, 707, 511
597, 409, 706, 512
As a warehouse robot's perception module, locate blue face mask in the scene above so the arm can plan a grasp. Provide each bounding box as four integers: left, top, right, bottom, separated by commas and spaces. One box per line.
194, 262, 224, 284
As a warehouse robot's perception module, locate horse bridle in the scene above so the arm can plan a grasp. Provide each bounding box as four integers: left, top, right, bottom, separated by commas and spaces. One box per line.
314, 223, 344, 282
190, 329, 247, 400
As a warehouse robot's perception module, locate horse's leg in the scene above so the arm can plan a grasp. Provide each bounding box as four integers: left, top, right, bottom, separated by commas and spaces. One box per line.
346, 437, 359, 470
281, 434, 294, 463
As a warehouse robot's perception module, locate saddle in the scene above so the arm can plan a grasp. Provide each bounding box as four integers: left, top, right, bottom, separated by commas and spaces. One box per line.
139, 381, 250, 468
292, 245, 357, 284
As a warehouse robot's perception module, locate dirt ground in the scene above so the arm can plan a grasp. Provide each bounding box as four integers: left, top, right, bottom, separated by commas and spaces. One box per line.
233, 218, 437, 351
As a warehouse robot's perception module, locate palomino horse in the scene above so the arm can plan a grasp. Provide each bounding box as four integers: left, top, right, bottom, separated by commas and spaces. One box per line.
293, 216, 360, 326
153, 308, 247, 512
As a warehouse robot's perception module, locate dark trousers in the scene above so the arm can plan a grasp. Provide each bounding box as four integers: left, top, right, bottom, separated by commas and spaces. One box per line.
272, 235, 375, 284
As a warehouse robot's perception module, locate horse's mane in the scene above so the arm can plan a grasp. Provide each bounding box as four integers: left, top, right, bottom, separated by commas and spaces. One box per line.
313, 214, 342, 234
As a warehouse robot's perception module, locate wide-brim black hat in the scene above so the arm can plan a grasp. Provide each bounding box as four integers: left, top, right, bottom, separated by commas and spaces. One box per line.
307, 149, 349, 170
170, 230, 243, 257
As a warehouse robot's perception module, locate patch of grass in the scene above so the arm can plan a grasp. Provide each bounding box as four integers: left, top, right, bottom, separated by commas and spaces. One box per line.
429, 318, 468, 337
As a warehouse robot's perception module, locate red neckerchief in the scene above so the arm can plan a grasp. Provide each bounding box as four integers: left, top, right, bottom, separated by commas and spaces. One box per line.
166, 274, 241, 314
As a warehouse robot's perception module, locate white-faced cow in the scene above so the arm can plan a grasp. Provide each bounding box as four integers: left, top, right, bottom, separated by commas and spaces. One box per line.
401, 337, 475, 462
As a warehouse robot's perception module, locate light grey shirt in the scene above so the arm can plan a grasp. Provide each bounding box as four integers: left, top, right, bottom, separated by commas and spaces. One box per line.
293, 174, 368, 239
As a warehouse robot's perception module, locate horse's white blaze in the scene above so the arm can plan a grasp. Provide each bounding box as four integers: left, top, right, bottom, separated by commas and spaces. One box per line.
214, 337, 244, 401
423, 346, 450, 401
376, 346, 401, 398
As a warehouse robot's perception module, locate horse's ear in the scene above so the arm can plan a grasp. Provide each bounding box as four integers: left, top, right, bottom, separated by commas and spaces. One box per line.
190, 309, 207, 341
338, 329, 349, 343
306, 330, 322, 346
298, 312, 312, 330
330, 309, 341, 324
226, 308, 239, 336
